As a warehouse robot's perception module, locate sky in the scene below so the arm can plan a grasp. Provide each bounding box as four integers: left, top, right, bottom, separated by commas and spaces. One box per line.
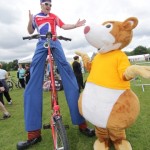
0, 0, 150, 62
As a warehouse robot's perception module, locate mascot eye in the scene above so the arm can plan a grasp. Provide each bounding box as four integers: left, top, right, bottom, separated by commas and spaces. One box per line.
103, 23, 113, 31
105, 24, 112, 28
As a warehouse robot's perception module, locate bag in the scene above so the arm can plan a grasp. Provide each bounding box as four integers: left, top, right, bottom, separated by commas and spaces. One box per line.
43, 81, 51, 92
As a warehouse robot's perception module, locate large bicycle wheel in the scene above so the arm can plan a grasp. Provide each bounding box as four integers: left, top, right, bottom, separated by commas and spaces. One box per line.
53, 116, 69, 150
6, 81, 13, 91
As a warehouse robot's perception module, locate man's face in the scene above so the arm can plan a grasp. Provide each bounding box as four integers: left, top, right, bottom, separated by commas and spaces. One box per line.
41, 1, 52, 14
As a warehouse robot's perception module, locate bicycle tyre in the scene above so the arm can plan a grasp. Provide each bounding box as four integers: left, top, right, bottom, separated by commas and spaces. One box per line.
54, 116, 69, 150
6, 81, 13, 91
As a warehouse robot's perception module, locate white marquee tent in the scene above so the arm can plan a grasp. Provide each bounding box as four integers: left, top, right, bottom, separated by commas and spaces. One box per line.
128, 54, 150, 62
18, 53, 75, 64
18, 52, 95, 64
18, 54, 34, 63
18, 53, 150, 64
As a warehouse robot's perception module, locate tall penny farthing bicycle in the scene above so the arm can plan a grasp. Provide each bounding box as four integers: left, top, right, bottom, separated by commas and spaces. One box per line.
23, 32, 70, 150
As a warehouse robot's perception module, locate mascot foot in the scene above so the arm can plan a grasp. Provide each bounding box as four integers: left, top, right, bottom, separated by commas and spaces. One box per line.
114, 140, 132, 150
93, 139, 109, 150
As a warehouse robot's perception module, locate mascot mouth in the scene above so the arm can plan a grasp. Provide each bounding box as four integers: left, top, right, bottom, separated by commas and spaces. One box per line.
84, 26, 90, 34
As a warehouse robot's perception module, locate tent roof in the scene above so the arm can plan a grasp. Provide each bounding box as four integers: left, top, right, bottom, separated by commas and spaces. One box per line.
18, 52, 96, 64
18, 54, 34, 64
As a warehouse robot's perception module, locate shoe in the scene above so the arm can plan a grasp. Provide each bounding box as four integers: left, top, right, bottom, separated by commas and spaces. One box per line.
8, 100, 12, 105
79, 127, 95, 137
17, 136, 42, 150
3, 113, 11, 119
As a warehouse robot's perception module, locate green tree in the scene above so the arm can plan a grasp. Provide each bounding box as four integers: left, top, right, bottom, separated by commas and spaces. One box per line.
0, 59, 18, 71
147, 47, 150, 54
132, 46, 148, 55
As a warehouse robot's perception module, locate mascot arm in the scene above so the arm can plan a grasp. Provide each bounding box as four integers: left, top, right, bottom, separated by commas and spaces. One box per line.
124, 65, 150, 80
75, 51, 92, 72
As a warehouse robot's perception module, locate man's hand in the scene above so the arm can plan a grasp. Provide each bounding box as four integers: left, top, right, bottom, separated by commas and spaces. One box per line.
75, 19, 86, 28
29, 10, 33, 22
62, 19, 86, 30
28, 10, 35, 34
0, 87, 5, 92
75, 51, 88, 57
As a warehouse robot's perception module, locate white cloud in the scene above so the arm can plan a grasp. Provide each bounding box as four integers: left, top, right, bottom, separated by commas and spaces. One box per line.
0, 0, 150, 62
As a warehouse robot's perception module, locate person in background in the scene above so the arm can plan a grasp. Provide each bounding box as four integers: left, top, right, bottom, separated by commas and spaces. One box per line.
45, 60, 50, 79
0, 81, 11, 119
24, 64, 30, 85
72, 56, 84, 93
18, 64, 25, 88
0, 63, 12, 105
17, 0, 94, 150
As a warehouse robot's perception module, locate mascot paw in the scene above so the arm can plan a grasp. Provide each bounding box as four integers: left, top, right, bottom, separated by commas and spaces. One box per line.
114, 140, 132, 150
75, 51, 86, 57
93, 139, 109, 150
125, 65, 150, 80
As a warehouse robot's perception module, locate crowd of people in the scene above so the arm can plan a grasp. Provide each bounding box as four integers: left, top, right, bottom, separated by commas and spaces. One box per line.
0, 56, 85, 116
0, 63, 30, 120
17, 64, 30, 88
0, 63, 13, 105
0, 80, 11, 119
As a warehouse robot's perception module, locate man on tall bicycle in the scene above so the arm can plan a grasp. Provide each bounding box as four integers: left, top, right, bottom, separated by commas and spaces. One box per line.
17, 0, 94, 149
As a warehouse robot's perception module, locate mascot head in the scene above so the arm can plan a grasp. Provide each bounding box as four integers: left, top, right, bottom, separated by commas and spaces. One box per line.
84, 17, 138, 53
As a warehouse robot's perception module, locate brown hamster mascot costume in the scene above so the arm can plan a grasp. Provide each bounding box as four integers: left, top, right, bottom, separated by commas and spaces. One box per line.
76, 17, 150, 150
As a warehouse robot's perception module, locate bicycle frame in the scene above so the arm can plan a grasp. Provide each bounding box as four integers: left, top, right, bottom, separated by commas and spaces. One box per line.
46, 37, 61, 149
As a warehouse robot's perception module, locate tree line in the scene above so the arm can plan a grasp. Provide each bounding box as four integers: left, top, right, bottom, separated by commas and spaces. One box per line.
124, 46, 150, 56
1, 46, 150, 71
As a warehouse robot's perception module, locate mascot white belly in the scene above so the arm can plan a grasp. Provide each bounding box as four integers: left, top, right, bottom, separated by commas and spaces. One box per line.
82, 82, 125, 128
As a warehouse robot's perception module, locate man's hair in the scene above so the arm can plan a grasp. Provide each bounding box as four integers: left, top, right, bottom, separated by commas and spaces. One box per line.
25, 64, 30, 67
40, 0, 51, 3
73, 56, 79, 60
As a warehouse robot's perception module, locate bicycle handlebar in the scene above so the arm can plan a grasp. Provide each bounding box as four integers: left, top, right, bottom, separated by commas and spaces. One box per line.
22, 33, 72, 41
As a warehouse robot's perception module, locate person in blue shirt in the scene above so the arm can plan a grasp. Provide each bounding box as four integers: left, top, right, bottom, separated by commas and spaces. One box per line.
18, 64, 26, 88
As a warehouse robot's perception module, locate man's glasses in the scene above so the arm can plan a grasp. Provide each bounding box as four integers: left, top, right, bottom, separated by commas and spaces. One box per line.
42, 2, 52, 7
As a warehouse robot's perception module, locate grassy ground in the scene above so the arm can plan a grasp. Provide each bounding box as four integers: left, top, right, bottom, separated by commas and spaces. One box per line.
0, 71, 150, 150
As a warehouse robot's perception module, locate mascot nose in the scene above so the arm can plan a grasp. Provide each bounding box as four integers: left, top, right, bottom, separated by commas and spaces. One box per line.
84, 26, 90, 34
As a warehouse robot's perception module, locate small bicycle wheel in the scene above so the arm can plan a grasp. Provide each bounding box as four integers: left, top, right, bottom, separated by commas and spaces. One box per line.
6, 81, 13, 91
53, 116, 69, 150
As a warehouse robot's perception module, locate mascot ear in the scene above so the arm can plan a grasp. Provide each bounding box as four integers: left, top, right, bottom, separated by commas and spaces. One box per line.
122, 17, 138, 31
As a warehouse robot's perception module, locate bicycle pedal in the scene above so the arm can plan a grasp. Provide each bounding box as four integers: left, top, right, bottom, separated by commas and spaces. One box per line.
43, 124, 51, 129
64, 125, 69, 129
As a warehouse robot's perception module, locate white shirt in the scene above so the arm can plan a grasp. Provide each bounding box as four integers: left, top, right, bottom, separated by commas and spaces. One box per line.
0, 69, 7, 79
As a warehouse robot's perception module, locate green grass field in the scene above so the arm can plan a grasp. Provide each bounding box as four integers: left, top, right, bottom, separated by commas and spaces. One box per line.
0, 71, 150, 150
